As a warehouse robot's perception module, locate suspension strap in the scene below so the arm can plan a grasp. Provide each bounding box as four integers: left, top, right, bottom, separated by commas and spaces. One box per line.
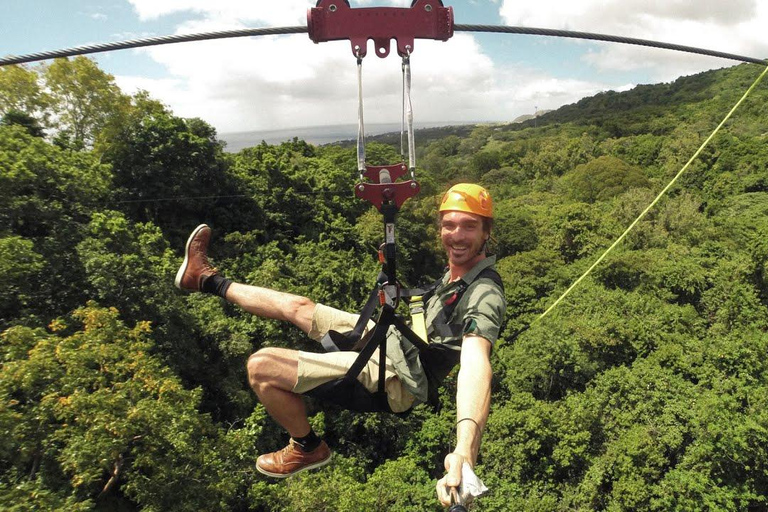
355, 46, 417, 182
402, 53, 416, 174
356, 53, 366, 176
356, 50, 418, 182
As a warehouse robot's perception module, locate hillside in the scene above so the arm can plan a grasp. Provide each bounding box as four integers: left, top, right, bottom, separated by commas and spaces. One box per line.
2, 58, 768, 511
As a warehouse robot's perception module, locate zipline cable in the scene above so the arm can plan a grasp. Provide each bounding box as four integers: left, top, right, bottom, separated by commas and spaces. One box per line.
1, 25, 766, 68
534, 63, 768, 324
455, 25, 768, 66
0, 27, 308, 67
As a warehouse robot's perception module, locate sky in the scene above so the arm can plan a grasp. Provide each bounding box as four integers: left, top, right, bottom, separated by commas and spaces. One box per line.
2, 1, 767, 137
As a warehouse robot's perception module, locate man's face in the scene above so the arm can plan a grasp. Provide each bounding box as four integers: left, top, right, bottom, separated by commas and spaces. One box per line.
440, 211, 488, 268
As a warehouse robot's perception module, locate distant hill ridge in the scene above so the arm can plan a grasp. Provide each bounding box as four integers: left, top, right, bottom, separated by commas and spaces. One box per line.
361, 62, 764, 145
222, 62, 764, 150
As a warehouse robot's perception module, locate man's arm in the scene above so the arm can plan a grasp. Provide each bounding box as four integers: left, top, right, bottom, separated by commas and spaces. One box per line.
436, 334, 492, 507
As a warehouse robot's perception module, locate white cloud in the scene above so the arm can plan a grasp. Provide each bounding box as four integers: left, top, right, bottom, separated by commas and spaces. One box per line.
114, 0, 767, 135
120, 0, 511, 133
499, 0, 768, 82
127, 0, 411, 25
116, 10, 534, 133
119, 35, 494, 131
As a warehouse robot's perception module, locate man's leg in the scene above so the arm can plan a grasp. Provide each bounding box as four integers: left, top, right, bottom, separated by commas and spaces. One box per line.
175, 224, 314, 334
226, 284, 314, 335
176, 225, 330, 477
247, 347, 332, 478
246, 347, 308, 437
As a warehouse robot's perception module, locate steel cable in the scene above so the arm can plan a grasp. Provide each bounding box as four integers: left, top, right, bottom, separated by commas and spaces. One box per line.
0, 26, 308, 67
455, 24, 768, 65
2, 24, 765, 68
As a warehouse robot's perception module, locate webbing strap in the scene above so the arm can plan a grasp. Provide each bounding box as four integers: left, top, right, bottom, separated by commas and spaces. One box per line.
316, 268, 501, 412
319, 278, 381, 352
322, 267, 502, 356
402, 53, 416, 173
408, 295, 428, 342
356, 54, 366, 175
426, 280, 468, 338
344, 306, 394, 381
426, 267, 504, 339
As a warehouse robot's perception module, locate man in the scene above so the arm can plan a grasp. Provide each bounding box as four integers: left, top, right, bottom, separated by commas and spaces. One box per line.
175, 183, 506, 507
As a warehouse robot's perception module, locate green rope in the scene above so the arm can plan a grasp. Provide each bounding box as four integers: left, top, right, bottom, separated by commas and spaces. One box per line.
536, 63, 768, 323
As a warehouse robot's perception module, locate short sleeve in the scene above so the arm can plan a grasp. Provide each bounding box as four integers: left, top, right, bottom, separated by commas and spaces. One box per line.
460, 278, 507, 345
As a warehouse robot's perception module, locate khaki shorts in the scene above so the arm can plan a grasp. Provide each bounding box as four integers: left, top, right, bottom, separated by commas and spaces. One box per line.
293, 304, 415, 413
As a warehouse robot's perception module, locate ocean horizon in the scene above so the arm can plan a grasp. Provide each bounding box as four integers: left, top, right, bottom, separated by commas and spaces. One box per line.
219, 122, 470, 152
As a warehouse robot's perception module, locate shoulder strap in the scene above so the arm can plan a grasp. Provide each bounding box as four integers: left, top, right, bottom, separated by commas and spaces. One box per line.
477, 267, 504, 292
428, 267, 504, 338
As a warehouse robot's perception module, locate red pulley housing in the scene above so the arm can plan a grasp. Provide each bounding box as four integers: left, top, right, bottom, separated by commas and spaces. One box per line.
307, 0, 454, 58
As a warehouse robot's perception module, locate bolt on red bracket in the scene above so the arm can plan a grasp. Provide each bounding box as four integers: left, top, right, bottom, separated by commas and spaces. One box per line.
355, 164, 420, 211
307, 0, 454, 58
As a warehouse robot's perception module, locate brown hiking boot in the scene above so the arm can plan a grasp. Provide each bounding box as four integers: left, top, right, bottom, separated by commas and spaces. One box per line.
256, 439, 332, 478
174, 224, 216, 292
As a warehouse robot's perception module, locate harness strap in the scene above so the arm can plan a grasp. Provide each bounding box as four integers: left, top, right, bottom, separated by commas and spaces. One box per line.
321, 267, 503, 354
425, 267, 505, 339
408, 295, 428, 342
402, 53, 416, 174
314, 266, 504, 414
319, 273, 383, 352
400, 279, 441, 298
356, 53, 366, 176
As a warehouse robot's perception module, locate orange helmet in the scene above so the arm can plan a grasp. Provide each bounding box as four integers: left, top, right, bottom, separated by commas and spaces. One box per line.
439, 183, 493, 218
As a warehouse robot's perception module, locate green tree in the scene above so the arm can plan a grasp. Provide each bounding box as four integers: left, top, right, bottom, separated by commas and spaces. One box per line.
0, 305, 244, 510
1, 109, 45, 137
0, 236, 45, 324
0, 124, 112, 324
561, 155, 651, 203
0, 64, 49, 119
43, 57, 130, 149
493, 200, 539, 257
103, 93, 232, 247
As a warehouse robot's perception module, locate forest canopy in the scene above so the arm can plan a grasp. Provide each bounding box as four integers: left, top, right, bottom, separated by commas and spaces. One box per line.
2, 56, 768, 511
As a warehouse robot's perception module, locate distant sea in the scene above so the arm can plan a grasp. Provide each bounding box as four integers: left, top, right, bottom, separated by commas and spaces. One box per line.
219, 122, 462, 152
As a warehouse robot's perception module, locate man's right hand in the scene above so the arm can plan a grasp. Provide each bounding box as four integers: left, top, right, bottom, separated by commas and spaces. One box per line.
436, 452, 466, 507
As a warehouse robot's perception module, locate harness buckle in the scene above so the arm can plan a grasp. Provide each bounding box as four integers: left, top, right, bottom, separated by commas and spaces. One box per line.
408, 295, 429, 343
379, 282, 400, 308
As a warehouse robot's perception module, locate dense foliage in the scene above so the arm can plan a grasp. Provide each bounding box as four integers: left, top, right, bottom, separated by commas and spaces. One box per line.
2, 57, 768, 510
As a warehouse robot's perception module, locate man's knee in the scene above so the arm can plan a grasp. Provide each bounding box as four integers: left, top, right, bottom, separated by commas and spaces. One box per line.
246, 349, 273, 385
283, 295, 315, 326
246, 347, 298, 391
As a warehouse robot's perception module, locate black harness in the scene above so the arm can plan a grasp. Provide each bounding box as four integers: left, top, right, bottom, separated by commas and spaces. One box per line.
304, 267, 504, 415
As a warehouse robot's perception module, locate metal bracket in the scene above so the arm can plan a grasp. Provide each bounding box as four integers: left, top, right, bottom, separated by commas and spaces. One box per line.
355, 163, 420, 211
307, 0, 454, 58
